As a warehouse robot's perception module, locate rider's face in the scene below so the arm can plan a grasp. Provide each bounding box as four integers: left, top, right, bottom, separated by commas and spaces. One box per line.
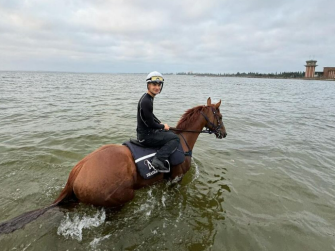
147, 82, 162, 96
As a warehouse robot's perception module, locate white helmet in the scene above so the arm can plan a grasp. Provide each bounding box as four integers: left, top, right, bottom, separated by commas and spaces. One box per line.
146, 71, 164, 83
146, 71, 164, 92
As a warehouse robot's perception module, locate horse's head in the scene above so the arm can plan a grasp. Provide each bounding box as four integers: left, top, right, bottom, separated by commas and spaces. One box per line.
202, 97, 227, 139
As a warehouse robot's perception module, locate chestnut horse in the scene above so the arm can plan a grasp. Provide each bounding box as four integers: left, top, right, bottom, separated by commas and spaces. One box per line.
0, 97, 226, 234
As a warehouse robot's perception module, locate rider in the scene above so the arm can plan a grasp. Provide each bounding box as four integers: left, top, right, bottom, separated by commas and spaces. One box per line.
137, 71, 180, 173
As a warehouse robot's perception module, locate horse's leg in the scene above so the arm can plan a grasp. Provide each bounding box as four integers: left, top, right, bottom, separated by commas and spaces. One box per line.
170, 157, 192, 181
72, 145, 137, 207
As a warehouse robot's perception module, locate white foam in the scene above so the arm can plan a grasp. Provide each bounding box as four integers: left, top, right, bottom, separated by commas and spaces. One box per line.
191, 158, 200, 182
57, 208, 106, 241
89, 234, 111, 249
133, 189, 156, 217
161, 194, 166, 207
170, 175, 183, 184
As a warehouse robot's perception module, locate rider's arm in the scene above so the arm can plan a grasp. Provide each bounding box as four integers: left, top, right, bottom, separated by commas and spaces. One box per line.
153, 114, 161, 124
140, 98, 164, 130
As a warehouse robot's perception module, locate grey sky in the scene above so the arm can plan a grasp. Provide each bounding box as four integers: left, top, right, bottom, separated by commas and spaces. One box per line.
0, 0, 334, 73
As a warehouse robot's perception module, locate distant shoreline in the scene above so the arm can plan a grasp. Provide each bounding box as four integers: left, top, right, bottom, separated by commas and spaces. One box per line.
192, 75, 335, 81
1, 71, 334, 81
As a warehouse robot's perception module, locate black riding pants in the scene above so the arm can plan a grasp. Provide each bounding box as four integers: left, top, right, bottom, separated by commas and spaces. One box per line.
137, 130, 180, 161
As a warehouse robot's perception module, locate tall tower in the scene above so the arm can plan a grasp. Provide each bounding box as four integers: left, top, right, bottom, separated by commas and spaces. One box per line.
305, 60, 317, 78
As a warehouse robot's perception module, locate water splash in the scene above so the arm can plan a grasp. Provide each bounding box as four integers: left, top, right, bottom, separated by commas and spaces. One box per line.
191, 158, 200, 182
161, 194, 166, 207
133, 187, 166, 218
89, 234, 111, 249
57, 208, 106, 241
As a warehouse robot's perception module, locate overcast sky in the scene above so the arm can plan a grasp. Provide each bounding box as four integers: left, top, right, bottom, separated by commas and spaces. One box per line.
0, 0, 334, 73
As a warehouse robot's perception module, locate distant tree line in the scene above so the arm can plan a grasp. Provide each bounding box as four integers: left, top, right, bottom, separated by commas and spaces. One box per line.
176, 71, 305, 78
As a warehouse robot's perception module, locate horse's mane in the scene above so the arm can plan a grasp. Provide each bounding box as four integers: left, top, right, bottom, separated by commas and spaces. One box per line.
176, 105, 206, 131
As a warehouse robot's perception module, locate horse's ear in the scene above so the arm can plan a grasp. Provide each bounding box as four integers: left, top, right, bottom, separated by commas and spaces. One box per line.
207, 97, 211, 106
215, 99, 221, 108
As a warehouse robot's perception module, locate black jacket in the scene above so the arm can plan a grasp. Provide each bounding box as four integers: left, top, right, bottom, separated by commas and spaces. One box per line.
137, 93, 164, 134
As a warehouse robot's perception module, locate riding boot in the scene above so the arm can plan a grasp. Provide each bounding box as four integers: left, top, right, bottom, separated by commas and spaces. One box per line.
154, 138, 179, 160
151, 156, 170, 173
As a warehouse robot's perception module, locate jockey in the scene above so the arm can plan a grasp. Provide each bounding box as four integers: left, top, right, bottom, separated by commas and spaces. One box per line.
136, 71, 180, 173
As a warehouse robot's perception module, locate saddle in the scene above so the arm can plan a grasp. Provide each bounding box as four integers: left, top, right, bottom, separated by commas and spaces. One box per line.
123, 139, 185, 179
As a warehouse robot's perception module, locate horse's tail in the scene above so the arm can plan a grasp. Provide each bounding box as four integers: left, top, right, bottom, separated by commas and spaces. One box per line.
0, 158, 86, 235
0, 180, 74, 235
0, 203, 58, 234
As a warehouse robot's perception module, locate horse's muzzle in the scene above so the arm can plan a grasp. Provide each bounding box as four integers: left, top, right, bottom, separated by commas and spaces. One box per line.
216, 131, 227, 139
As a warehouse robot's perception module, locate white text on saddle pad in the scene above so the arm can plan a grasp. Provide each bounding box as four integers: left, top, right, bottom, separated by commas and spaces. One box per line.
144, 160, 159, 177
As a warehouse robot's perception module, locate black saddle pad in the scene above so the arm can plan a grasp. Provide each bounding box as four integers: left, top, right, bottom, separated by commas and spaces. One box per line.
123, 140, 185, 179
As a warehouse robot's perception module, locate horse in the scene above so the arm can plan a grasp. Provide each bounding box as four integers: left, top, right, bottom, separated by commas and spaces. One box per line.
0, 97, 227, 234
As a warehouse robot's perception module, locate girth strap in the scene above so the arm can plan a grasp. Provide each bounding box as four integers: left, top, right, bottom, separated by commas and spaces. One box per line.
179, 133, 192, 157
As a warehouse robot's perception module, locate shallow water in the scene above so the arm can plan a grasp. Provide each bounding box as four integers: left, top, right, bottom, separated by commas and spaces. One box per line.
0, 72, 335, 251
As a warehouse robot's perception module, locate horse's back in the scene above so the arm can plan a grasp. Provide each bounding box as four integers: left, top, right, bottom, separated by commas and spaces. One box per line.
72, 144, 137, 207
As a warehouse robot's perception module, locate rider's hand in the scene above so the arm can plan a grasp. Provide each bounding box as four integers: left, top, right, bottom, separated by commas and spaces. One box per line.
164, 124, 170, 130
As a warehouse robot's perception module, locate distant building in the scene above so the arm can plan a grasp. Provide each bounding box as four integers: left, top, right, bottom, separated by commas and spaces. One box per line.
305, 60, 317, 78
323, 67, 335, 78
304, 60, 335, 79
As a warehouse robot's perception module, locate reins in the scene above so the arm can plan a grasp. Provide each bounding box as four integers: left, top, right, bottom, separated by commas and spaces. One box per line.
169, 127, 214, 134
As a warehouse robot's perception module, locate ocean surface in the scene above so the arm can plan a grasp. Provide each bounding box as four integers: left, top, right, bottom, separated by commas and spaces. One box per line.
0, 72, 334, 251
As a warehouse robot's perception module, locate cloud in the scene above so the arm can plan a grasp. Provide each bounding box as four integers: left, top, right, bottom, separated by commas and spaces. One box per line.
0, 0, 334, 73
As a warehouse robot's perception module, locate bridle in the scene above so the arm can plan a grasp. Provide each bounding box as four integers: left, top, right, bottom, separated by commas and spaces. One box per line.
170, 106, 224, 136
170, 106, 225, 157
200, 106, 224, 136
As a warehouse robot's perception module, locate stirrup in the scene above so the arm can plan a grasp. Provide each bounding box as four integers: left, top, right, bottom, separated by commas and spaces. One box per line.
152, 158, 170, 173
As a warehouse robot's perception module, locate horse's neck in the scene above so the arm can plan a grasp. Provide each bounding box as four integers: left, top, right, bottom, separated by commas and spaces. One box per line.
180, 119, 206, 150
